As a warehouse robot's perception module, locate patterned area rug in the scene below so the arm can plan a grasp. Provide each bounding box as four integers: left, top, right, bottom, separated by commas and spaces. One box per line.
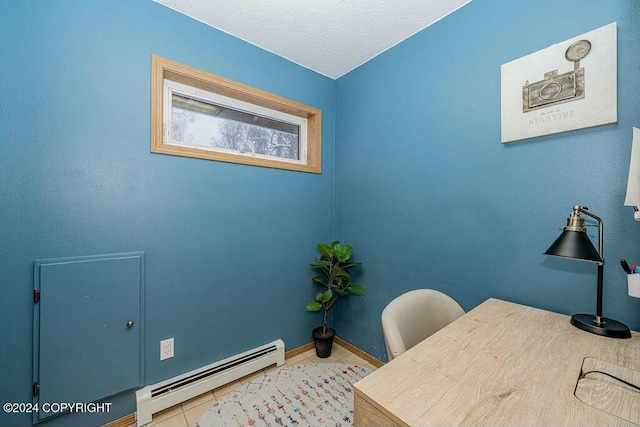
195, 363, 372, 427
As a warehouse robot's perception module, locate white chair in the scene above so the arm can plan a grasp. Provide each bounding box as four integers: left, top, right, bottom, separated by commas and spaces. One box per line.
381, 289, 465, 361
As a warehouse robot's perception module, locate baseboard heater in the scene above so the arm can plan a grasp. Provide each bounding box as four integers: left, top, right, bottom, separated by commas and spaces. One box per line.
135, 339, 285, 426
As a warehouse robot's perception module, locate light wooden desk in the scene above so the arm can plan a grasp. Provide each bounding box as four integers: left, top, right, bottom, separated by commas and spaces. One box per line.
354, 298, 640, 426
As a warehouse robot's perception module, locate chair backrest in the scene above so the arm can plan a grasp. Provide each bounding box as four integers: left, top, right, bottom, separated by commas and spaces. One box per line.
381, 289, 464, 361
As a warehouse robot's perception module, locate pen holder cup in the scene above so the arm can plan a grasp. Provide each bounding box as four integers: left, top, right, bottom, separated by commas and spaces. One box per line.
628, 274, 640, 298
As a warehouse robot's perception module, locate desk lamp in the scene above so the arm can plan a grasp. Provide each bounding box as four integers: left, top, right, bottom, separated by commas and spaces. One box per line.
544, 205, 631, 338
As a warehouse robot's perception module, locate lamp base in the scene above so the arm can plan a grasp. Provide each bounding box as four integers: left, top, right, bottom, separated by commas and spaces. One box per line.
570, 314, 631, 339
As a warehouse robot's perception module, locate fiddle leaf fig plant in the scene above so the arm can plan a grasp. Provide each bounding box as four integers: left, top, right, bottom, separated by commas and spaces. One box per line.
305, 241, 364, 336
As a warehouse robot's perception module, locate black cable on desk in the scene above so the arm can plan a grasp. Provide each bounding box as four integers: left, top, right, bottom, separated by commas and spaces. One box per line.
580, 370, 640, 392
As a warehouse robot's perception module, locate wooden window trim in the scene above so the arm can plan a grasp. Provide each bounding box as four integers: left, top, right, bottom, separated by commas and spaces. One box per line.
151, 55, 322, 173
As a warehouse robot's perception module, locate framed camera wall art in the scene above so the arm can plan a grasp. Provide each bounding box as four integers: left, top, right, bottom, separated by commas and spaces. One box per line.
501, 22, 617, 143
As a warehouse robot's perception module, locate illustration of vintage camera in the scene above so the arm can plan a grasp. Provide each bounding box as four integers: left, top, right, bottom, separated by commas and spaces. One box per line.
522, 40, 591, 112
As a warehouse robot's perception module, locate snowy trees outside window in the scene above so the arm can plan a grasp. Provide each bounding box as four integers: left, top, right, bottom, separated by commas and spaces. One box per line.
152, 55, 322, 173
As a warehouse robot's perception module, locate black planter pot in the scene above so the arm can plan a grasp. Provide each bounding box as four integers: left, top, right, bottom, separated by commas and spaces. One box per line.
312, 326, 336, 358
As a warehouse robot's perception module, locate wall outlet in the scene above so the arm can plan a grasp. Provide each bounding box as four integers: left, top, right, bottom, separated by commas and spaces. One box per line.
160, 338, 174, 361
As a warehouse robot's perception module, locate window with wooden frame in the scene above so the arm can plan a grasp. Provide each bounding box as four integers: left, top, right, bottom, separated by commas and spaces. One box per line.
151, 55, 322, 173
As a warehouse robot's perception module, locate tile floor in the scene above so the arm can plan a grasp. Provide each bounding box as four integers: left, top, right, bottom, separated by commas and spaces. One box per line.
128, 343, 377, 427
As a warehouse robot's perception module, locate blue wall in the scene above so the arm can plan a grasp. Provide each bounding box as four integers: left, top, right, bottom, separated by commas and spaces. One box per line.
334, 0, 640, 361
0, 1, 335, 426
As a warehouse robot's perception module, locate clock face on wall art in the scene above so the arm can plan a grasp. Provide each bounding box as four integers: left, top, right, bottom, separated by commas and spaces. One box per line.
565, 39, 592, 61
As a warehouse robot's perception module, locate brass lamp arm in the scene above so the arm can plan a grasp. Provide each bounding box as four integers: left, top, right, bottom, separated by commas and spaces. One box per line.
575, 206, 603, 261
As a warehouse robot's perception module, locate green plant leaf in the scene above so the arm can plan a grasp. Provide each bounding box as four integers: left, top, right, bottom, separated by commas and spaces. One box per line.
334, 244, 353, 263
322, 289, 333, 302
317, 243, 333, 258
349, 285, 364, 295
306, 301, 322, 311
310, 260, 331, 268
330, 240, 340, 247
315, 292, 324, 302
341, 262, 361, 270
331, 266, 350, 279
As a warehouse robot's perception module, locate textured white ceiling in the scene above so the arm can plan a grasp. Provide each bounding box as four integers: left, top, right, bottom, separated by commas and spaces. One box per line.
154, 0, 472, 79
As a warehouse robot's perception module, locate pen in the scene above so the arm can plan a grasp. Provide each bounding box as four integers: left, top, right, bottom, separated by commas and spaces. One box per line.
621, 259, 632, 274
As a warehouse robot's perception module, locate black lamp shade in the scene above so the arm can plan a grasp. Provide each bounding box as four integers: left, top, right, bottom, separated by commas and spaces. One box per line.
544, 230, 603, 263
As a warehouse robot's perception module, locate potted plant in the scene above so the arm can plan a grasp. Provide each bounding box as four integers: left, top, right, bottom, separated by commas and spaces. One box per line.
305, 241, 364, 358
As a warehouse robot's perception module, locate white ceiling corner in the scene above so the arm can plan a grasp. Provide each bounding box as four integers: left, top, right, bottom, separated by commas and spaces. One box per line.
153, 0, 472, 79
